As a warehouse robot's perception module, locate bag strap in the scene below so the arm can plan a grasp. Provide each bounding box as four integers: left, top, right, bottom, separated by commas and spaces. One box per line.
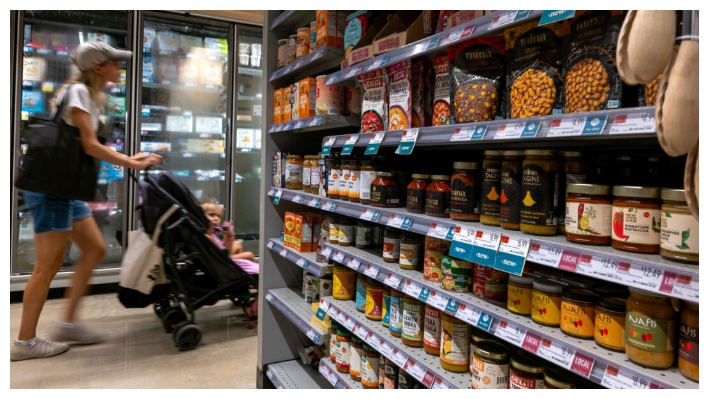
50, 84, 76, 124
150, 204, 181, 246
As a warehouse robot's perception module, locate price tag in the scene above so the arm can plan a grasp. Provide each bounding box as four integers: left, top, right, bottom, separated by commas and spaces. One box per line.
265, 292, 274, 303
426, 290, 448, 311
417, 287, 431, 303
360, 208, 381, 222
321, 201, 337, 212
389, 348, 408, 368
521, 332, 542, 353
378, 339, 393, 357
539, 10, 576, 25
558, 250, 581, 272
319, 360, 328, 375
450, 127, 475, 142
440, 29, 464, 46
494, 121, 540, 139
494, 320, 526, 346
279, 247, 288, 258
608, 262, 665, 292
444, 298, 459, 315
363, 264, 380, 279
267, 240, 274, 249
293, 257, 307, 270
307, 197, 322, 208
272, 189, 283, 205
306, 328, 320, 343
455, 304, 482, 325
320, 246, 333, 258
431, 378, 450, 389
284, 122, 294, 131
353, 323, 368, 340
425, 38, 440, 51
274, 124, 284, 132
670, 273, 699, 300
449, 226, 476, 261
472, 230, 501, 267
365, 331, 379, 348
575, 254, 594, 274
367, 56, 390, 72
327, 307, 340, 321
310, 48, 324, 61
342, 315, 355, 331
386, 214, 412, 229
309, 116, 323, 127
570, 351, 595, 378
293, 194, 304, 204
403, 359, 426, 381
494, 235, 530, 275
477, 312, 493, 331
402, 280, 423, 298
488, 10, 528, 30
536, 338, 576, 369
384, 273, 402, 289
364, 132, 385, 155
526, 243, 564, 267
332, 251, 346, 263
266, 368, 274, 381
325, 368, 339, 386
340, 134, 359, 155
609, 111, 656, 134
321, 136, 336, 155
395, 128, 419, 155
547, 116, 607, 137
346, 256, 361, 270
427, 223, 452, 240
601, 365, 651, 389
325, 73, 340, 86
344, 65, 364, 79
293, 119, 305, 130
267, 188, 276, 196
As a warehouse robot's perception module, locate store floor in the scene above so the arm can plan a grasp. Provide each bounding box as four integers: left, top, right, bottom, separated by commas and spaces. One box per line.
9, 290, 258, 388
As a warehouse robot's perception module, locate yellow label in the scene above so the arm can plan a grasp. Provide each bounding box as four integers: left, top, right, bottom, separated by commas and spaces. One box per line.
507, 285, 532, 314
595, 310, 625, 350
560, 301, 595, 337
531, 291, 561, 325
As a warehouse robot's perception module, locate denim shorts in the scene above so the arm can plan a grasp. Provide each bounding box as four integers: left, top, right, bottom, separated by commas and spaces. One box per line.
23, 191, 93, 234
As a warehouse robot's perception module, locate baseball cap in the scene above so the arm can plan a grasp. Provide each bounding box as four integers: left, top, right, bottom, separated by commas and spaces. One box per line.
71, 41, 132, 72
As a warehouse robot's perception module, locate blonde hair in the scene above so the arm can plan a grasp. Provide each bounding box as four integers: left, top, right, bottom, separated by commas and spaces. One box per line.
201, 201, 223, 215
50, 69, 106, 112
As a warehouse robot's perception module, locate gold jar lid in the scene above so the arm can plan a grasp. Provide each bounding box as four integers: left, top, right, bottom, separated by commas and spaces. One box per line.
613, 186, 660, 198
524, 149, 557, 156
287, 155, 302, 159
431, 175, 451, 181
484, 150, 503, 156
543, 368, 575, 389
661, 188, 687, 202
376, 172, 395, 177
567, 183, 611, 196
453, 161, 480, 169
559, 151, 583, 157
474, 340, 509, 361
411, 174, 431, 179
511, 353, 545, 375
503, 150, 525, 156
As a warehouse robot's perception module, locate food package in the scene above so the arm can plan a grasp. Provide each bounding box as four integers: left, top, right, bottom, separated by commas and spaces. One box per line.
411, 59, 425, 127
299, 77, 317, 119
166, 114, 193, 132
178, 58, 200, 84
432, 55, 451, 125
195, 117, 223, 134
358, 68, 389, 132
156, 30, 179, 52
142, 56, 155, 83
202, 60, 223, 86
22, 57, 45, 81
282, 86, 292, 122
21, 90, 43, 113
316, 10, 346, 48
387, 60, 412, 130
272, 152, 289, 188
273, 87, 283, 124
316, 75, 343, 115
142, 27, 156, 53
345, 11, 368, 53
289, 82, 300, 121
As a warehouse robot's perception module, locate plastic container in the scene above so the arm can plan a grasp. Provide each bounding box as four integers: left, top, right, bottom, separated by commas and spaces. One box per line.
611, 186, 661, 253
440, 312, 471, 373
471, 340, 510, 389
481, 150, 503, 226
521, 150, 559, 236
450, 162, 481, 221
565, 184, 613, 245
594, 296, 627, 352
560, 287, 597, 339
500, 150, 525, 230
660, 189, 699, 263
531, 278, 566, 327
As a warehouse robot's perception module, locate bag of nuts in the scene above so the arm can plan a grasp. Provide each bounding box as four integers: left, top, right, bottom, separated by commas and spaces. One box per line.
448, 36, 506, 123
505, 19, 568, 119
564, 10, 625, 113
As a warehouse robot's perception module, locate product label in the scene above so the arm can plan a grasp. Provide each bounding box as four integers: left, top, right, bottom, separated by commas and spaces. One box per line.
361, 354, 380, 388
329, 224, 339, 242
348, 170, 361, 200
407, 188, 427, 213
330, 333, 338, 362
565, 202, 612, 237
350, 346, 361, 379
383, 237, 401, 261
472, 357, 510, 389
423, 307, 441, 349
371, 183, 400, 206
450, 176, 480, 215
399, 242, 420, 266
310, 166, 320, 188
482, 162, 502, 217
558, 173, 586, 226
426, 190, 451, 216
285, 163, 303, 184
382, 293, 391, 326
500, 165, 522, 225
328, 168, 340, 196
338, 225, 355, 245
679, 322, 699, 364
339, 169, 350, 197
302, 165, 311, 187
441, 274, 472, 293
359, 171, 376, 201
520, 165, 558, 226
473, 278, 506, 300
441, 320, 470, 365
560, 301, 595, 337
507, 285, 533, 315
402, 302, 423, 341
336, 339, 350, 371
612, 207, 661, 245
531, 291, 561, 325
389, 295, 403, 333
595, 310, 625, 350
356, 279, 367, 310
356, 226, 372, 246
365, 288, 383, 318
661, 213, 699, 254
509, 370, 544, 389
388, 61, 412, 131
625, 312, 675, 353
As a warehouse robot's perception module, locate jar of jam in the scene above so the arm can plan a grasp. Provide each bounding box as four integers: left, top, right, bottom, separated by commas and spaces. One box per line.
660, 189, 699, 263
302, 155, 313, 193
339, 160, 351, 201
611, 186, 661, 253
356, 220, 373, 249
560, 287, 597, 339
471, 340, 510, 389
359, 160, 378, 205
507, 273, 534, 316
348, 159, 361, 202
327, 156, 341, 199
558, 151, 588, 233
423, 304, 441, 356
481, 151, 503, 226
425, 175, 451, 218
383, 227, 402, 263
336, 327, 352, 373
509, 352, 545, 389
371, 172, 400, 208
399, 232, 421, 270
285, 155, 304, 190
678, 301, 699, 382
565, 184, 612, 245
543, 368, 575, 389
531, 278, 566, 327
450, 162, 482, 222
365, 278, 383, 321
500, 150, 525, 230
401, 297, 424, 347
625, 287, 677, 369
389, 289, 403, 337
521, 150, 559, 236
594, 296, 627, 352
406, 174, 430, 213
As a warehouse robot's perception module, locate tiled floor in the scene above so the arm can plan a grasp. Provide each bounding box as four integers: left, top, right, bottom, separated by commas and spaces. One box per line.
9, 291, 258, 388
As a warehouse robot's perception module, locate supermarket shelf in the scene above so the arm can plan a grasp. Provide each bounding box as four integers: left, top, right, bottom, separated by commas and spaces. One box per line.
266, 360, 331, 389
266, 238, 334, 277
323, 296, 471, 389
265, 287, 328, 346
140, 131, 226, 139
163, 152, 226, 159
322, 107, 659, 150
319, 358, 363, 389
142, 82, 225, 93
269, 115, 360, 134
270, 10, 314, 32
270, 46, 345, 85
267, 187, 699, 303
238, 66, 263, 76
318, 242, 699, 390
324, 10, 543, 86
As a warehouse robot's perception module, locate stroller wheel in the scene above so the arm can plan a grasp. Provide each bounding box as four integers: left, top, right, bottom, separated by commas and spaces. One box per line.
161, 307, 187, 333
173, 322, 202, 351
153, 299, 171, 318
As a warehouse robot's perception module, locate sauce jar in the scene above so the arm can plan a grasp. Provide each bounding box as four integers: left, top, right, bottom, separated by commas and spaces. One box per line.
329, 321, 340, 363
558, 151, 589, 233
500, 151, 525, 230
348, 159, 361, 202
392, 170, 411, 206
339, 160, 351, 201
356, 274, 367, 312
423, 304, 441, 356
507, 273, 534, 316
365, 278, 383, 321
383, 227, 402, 263
560, 287, 597, 339
329, 216, 340, 243
382, 286, 391, 328
612, 186, 661, 253
349, 335, 363, 381
389, 289, 404, 338
625, 287, 677, 369
469, 329, 496, 374
594, 296, 627, 352
401, 297, 424, 347
338, 217, 355, 246
302, 155, 313, 193
371, 172, 400, 208
361, 343, 380, 389
359, 160, 378, 205
565, 184, 613, 245
531, 278, 566, 327
406, 174, 431, 213
660, 188, 699, 263
471, 340, 510, 389
285, 155, 304, 190
356, 220, 373, 249
311, 154, 322, 193
521, 150, 559, 236
333, 265, 356, 300
533, 269, 565, 281
481, 150, 503, 226
678, 301, 699, 382
473, 277, 506, 301
336, 327, 352, 373
327, 156, 341, 199
399, 232, 421, 270
382, 357, 398, 389
425, 175, 452, 218
593, 283, 629, 299
450, 162, 481, 221
440, 312, 471, 373
509, 352, 545, 389
543, 368, 575, 389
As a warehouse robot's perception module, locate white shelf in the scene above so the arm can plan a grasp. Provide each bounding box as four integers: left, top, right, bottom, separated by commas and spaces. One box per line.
266, 360, 331, 389
265, 287, 328, 346
318, 358, 363, 389
266, 238, 333, 277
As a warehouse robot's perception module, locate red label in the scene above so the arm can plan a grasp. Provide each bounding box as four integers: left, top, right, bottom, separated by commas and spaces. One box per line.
530, 243, 540, 252
614, 114, 628, 124
618, 262, 630, 272
570, 352, 595, 377
499, 320, 508, 329
658, 271, 676, 294
352, 48, 370, 62
498, 124, 507, 131
461, 26, 476, 39
558, 250, 580, 272
522, 332, 541, 353
605, 365, 618, 377
378, 36, 401, 52
551, 119, 561, 127
676, 274, 692, 286
475, 230, 483, 238
422, 371, 435, 387
580, 254, 592, 264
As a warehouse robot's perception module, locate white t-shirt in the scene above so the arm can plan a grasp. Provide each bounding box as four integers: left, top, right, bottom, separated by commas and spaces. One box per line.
55, 84, 101, 131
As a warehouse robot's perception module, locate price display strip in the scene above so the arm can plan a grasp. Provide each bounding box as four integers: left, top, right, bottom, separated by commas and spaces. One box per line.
364, 132, 385, 155
547, 115, 607, 137
427, 223, 454, 240
359, 208, 382, 222
471, 230, 502, 267
493, 121, 541, 139
449, 225, 476, 261
386, 214, 412, 230
340, 134, 359, 156
272, 189, 283, 205
395, 128, 419, 155
321, 136, 336, 155
493, 235, 530, 276
609, 111, 656, 134
487, 10, 531, 31
527, 242, 564, 267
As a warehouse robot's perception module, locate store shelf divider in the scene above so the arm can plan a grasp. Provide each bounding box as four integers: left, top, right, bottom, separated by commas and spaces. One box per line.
265, 287, 328, 346
319, 358, 363, 389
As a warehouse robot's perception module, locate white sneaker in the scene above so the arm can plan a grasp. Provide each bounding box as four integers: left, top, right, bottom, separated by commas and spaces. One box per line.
10, 338, 69, 361
52, 323, 104, 345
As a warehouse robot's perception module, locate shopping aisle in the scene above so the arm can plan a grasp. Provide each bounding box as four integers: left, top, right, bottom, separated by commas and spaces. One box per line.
10, 291, 258, 388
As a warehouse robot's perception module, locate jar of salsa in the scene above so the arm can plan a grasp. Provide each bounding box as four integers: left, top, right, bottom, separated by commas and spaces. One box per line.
327, 156, 341, 199
371, 172, 400, 208
481, 151, 503, 226
450, 162, 481, 222
660, 189, 699, 263
625, 287, 677, 369
558, 151, 588, 233
565, 184, 612, 245
426, 175, 451, 218
500, 151, 525, 230
359, 160, 378, 205
611, 186, 661, 253
285, 155, 303, 190
406, 174, 431, 213
521, 150, 559, 236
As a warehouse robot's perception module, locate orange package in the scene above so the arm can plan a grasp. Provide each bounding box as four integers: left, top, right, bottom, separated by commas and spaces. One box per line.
282, 86, 292, 122
294, 213, 314, 252
299, 77, 317, 119
273, 88, 283, 125
316, 10, 346, 48
284, 212, 297, 249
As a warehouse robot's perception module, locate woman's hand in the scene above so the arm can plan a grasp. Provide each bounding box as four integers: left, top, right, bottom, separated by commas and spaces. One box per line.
133, 154, 163, 169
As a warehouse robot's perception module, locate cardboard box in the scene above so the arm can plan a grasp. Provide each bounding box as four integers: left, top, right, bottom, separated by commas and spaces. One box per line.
298, 77, 317, 119
345, 12, 393, 66
294, 213, 315, 252
372, 11, 439, 56
273, 87, 283, 125
316, 10, 347, 49
448, 10, 483, 29
272, 152, 288, 187
284, 212, 297, 249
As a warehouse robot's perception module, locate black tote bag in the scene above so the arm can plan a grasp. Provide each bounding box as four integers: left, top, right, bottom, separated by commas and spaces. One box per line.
14, 85, 99, 202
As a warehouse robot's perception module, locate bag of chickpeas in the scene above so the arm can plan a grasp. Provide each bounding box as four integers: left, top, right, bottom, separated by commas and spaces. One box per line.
638, 73, 662, 106
564, 11, 625, 113
448, 36, 506, 123
504, 19, 568, 119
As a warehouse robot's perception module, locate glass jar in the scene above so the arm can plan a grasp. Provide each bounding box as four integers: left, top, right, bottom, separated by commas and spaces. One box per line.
425, 175, 451, 218
423, 304, 441, 356
302, 155, 313, 193
333, 266, 356, 300
560, 276, 596, 289
423, 247, 444, 283
406, 174, 431, 214
558, 151, 589, 233
481, 151, 503, 226
531, 278, 566, 327
356, 274, 367, 313
361, 343, 380, 389
440, 312, 471, 373
382, 286, 391, 328
365, 278, 383, 321
359, 160, 378, 205
469, 329, 496, 374
383, 227, 402, 263
371, 172, 400, 208
678, 301, 699, 382
625, 287, 677, 369
612, 186, 661, 253
329, 216, 340, 243
329, 321, 340, 363
560, 287, 597, 339
327, 156, 341, 199
392, 170, 411, 206
473, 277, 506, 301
521, 150, 559, 236
399, 232, 421, 270
389, 289, 404, 337
401, 297, 424, 347
336, 327, 352, 373
565, 183, 612, 245
613, 156, 635, 186
339, 160, 351, 201
471, 340, 510, 389
543, 368, 575, 389
500, 150, 525, 230
593, 283, 629, 299
507, 273, 534, 316
594, 296, 627, 352
348, 159, 361, 202
350, 335, 363, 381
382, 357, 398, 389
356, 220, 373, 249
450, 162, 481, 221
285, 155, 304, 190
338, 217, 355, 247
311, 155, 321, 194
660, 189, 699, 263
509, 352, 545, 389
532, 269, 566, 281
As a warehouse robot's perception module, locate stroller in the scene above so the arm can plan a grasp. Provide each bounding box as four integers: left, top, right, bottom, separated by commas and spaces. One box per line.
118, 169, 259, 351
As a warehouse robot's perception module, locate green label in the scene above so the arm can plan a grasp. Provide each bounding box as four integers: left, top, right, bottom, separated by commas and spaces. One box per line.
625, 312, 676, 353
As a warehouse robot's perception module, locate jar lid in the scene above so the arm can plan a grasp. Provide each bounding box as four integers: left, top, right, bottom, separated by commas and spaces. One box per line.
596, 296, 627, 313
613, 186, 660, 198
543, 368, 575, 389
351, 335, 363, 344
453, 161, 480, 169
560, 276, 596, 289
431, 175, 450, 180
508, 273, 534, 285
559, 151, 583, 157
561, 287, 597, 303
474, 340, 510, 361
287, 155, 302, 159
533, 269, 566, 281
661, 188, 687, 202
412, 174, 431, 179
484, 150, 503, 156
628, 286, 667, 298
503, 150, 525, 156
593, 284, 629, 298
533, 278, 567, 293
567, 183, 611, 196
524, 149, 557, 156
337, 326, 351, 337
376, 172, 395, 177
511, 352, 545, 374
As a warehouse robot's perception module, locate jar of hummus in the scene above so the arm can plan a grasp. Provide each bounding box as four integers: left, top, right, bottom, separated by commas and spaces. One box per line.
678, 301, 699, 381
531, 278, 566, 327
612, 186, 661, 253
565, 184, 612, 245
450, 162, 481, 221
521, 150, 559, 236
481, 151, 503, 226
594, 296, 627, 352
471, 340, 510, 389
660, 189, 699, 263
500, 150, 525, 230
426, 175, 452, 218
624, 287, 677, 369
560, 287, 597, 339
406, 174, 431, 214
285, 155, 303, 190
440, 312, 471, 373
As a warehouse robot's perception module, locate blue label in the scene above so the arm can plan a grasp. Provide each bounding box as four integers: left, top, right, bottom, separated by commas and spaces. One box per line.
344, 13, 364, 50
472, 245, 497, 267
382, 294, 391, 326
312, 333, 320, 344
284, 122, 294, 131
418, 287, 430, 302
426, 38, 440, 51
471, 125, 488, 140
493, 251, 526, 276
581, 115, 608, 135
445, 229, 455, 241
356, 279, 367, 310
449, 241, 474, 261
401, 218, 412, 230
273, 196, 280, 205
372, 211, 381, 222
395, 142, 415, 155
313, 199, 322, 208
520, 122, 541, 138
316, 308, 327, 321
364, 143, 380, 155
444, 299, 459, 315
514, 10, 532, 21
477, 312, 493, 331
321, 145, 332, 155
341, 144, 355, 155
539, 10, 575, 25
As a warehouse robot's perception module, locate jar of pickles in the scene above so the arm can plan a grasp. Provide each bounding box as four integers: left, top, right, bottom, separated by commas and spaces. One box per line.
481, 151, 503, 226
450, 162, 481, 221
520, 150, 559, 236
425, 175, 451, 218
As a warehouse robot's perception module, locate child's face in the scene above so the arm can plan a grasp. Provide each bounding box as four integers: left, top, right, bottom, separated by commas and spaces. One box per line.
204, 207, 222, 227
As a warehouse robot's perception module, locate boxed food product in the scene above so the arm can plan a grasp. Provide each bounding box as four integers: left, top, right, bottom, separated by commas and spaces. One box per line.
296, 27, 310, 59
294, 213, 315, 252
289, 82, 300, 120
202, 60, 223, 86
272, 152, 289, 187
373, 11, 439, 55
299, 77, 317, 119
156, 30, 179, 52
432, 55, 451, 125
22, 57, 45, 81
156, 57, 179, 83
345, 12, 393, 66
142, 56, 155, 83
237, 128, 253, 149
284, 212, 297, 249
358, 68, 389, 132
448, 10, 484, 29
107, 95, 125, 117
205, 37, 228, 56
423, 60, 433, 125
387, 60, 412, 130
195, 117, 223, 134
273, 87, 283, 124
316, 76, 343, 115
282, 86, 292, 122
411, 59, 425, 127
345, 11, 368, 54
143, 27, 156, 53
166, 114, 193, 132
316, 10, 346, 48
140, 142, 171, 152
21, 90, 43, 113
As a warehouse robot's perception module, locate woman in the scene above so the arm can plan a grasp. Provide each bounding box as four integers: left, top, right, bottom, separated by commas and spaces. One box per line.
11, 41, 163, 361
